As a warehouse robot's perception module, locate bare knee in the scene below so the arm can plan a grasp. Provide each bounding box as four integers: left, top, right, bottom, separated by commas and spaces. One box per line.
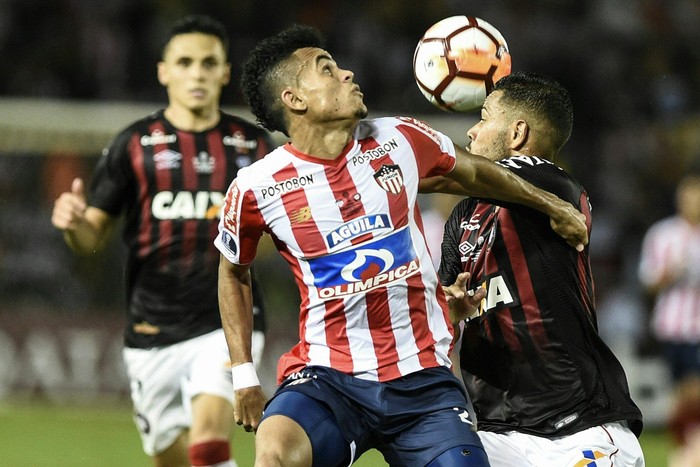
255, 415, 312, 467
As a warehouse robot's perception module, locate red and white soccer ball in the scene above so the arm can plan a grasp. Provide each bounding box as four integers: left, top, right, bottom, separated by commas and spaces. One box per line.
413, 16, 512, 112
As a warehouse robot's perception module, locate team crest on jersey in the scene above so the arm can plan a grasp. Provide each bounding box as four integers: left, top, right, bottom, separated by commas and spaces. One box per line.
308, 227, 419, 300
153, 149, 182, 170
193, 151, 215, 174
325, 214, 393, 250
373, 164, 404, 194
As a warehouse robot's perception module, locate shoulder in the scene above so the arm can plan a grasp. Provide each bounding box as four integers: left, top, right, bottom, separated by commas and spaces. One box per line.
498, 156, 586, 203
448, 197, 478, 222
646, 216, 682, 237
356, 116, 448, 151
103, 111, 164, 155
236, 145, 293, 187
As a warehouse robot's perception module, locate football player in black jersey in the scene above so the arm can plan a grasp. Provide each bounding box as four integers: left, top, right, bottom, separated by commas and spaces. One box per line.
439, 72, 645, 466
51, 15, 275, 467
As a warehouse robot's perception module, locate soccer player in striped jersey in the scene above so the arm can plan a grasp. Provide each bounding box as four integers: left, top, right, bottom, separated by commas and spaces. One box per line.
439, 72, 644, 466
215, 26, 587, 467
639, 174, 700, 465
51, 15, 274, 467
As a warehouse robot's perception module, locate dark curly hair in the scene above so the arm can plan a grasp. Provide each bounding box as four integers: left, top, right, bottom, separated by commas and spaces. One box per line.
492, 71, 574, 153
161, 15, 230, 59
240, 25, 325, 136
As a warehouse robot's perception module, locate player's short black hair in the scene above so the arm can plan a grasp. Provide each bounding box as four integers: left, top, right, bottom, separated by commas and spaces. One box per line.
240, 25, 325, 136
162, 15, 230, 59
493, 71, 574, 152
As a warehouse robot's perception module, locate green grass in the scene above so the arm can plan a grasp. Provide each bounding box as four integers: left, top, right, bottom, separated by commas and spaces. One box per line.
0, 399, 670, 466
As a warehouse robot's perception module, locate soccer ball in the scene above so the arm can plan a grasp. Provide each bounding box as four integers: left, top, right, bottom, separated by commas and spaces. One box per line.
413, 16, 512, 112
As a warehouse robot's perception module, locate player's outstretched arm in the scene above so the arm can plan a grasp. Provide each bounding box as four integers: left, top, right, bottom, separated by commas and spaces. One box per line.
51, 178, 116, 255
218, 256, 267, 432
447, 148, 588, 251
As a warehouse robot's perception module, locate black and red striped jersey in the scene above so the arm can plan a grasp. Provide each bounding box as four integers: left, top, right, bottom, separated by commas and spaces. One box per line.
439, 155, 643, 437
89, 109, 275, 348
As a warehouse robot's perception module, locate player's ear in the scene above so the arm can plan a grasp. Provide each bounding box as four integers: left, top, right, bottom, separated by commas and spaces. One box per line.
281, 87, 307, 112
221, 63, 231, 86
157, 61, 169, 86
511, 120, 529, 150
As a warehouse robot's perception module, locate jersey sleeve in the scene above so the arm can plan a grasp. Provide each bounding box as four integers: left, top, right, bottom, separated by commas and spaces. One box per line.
214, 178, 266, 265
438, 198, 475, 286
88, 129, 135, 216
396, 117, 456, 178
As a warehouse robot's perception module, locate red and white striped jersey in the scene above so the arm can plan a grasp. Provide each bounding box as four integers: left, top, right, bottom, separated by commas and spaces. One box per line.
639, 216, 700, 342
215, 116, 457, 383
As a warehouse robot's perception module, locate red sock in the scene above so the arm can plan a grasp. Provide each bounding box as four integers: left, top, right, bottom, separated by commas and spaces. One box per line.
189, 439, 231, 466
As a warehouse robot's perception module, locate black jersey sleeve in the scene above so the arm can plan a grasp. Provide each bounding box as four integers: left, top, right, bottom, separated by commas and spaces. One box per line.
89, 128, 135, 216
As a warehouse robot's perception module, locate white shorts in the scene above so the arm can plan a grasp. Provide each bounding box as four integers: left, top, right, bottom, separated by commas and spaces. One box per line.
478, 421, 645, 467
122, 328, 265, 456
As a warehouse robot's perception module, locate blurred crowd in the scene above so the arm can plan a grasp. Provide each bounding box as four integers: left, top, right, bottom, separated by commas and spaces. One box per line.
1, 0, 700, 348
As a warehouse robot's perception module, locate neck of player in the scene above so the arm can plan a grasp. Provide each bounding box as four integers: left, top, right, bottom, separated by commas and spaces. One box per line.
164, 104, 220, 132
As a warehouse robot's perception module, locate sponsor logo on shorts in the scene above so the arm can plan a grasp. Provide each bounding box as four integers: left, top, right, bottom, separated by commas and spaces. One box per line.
453, 407, 474, 426
573, 450, 606, 467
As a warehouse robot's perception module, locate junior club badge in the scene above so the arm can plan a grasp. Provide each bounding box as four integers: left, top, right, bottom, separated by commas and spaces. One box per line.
373, 164, 404, 194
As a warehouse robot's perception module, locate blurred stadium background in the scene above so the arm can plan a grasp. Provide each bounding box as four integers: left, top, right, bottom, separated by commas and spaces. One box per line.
2, 0, 698, 464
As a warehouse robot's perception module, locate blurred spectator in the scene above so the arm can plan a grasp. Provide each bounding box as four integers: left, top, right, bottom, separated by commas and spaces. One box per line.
639, 174, 700, 461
